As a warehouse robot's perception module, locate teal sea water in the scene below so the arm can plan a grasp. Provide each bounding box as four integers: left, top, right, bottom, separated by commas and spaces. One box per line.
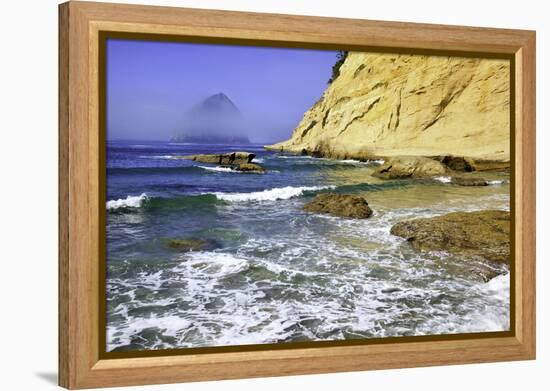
106, 140, 511, 352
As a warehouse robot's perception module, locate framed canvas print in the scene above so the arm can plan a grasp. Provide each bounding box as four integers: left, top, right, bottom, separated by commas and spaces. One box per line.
58, 1, 536, 389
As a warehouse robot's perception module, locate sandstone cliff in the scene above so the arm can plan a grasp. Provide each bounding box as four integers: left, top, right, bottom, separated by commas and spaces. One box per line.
267, 52, 510, 161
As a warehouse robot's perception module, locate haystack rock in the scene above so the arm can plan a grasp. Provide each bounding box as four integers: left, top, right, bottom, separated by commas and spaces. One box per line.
172, 93, 250, 144
267, 52, 510, 162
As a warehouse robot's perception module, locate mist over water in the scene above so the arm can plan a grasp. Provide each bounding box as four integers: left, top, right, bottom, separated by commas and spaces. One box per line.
106, 39, 338, 143
172, 93, 250, 143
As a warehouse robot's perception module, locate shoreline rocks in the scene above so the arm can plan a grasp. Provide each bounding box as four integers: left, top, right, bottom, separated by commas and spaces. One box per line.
390, 210, 510, 266
433, 155, 509, 172
265, 147, 510, 175
303, 193, 373, 218
373, 156, 449, 179
449, 176, 489, 186
436, 156, 474, 172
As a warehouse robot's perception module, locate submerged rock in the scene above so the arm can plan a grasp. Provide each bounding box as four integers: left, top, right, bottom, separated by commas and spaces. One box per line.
450, 176, 489, 186
390, 210, 510, 264
373, 156, 449, 179
178, 152, 255, 165
166, 238, 217, 252
234, 163, 266, 173
303, 193, 373, 218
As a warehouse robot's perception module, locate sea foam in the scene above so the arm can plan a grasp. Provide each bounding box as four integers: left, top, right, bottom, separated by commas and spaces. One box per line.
434, 176, 506, 185
433, 176, 452, 183
339, 159, 385, 165
198, 165, 239, 173
214, 185, 335, 202
106, 193, 148, 210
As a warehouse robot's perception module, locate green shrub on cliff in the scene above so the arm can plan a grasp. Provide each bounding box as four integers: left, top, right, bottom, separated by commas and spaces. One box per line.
328, 51, 348, 84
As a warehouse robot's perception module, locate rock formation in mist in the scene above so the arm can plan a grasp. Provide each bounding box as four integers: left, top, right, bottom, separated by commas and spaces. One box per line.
172, 93, 250, 144
267, 52, 510, 161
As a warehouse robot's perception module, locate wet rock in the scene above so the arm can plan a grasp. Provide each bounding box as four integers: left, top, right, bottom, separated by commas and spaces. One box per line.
111, 343, 145, 352
373, 156, 449, 179
234, 163, 266, 173
381, 287, 402, 294
469, 159, 510, 172
178, 151, 255, 165
390, 210, 510, 264
450, 176, 489, 186
439, 155, 475, 172
303, 193, 373, 219
166, 238, 217, 252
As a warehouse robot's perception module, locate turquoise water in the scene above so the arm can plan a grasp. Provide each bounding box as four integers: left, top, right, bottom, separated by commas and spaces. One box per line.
106, 141, 510, 352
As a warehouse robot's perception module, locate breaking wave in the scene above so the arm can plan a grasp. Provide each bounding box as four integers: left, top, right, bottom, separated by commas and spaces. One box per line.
106, 193, 148, 210
213, 185, 335, 202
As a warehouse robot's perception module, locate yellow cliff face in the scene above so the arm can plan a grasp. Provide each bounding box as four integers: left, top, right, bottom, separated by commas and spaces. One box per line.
268, 52, 510, 161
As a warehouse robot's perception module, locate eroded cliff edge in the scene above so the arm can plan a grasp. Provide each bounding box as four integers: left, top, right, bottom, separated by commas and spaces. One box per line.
267, 52, 510, 162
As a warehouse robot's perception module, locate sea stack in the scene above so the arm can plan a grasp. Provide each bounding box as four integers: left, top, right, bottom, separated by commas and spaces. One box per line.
172, 93, 250, 144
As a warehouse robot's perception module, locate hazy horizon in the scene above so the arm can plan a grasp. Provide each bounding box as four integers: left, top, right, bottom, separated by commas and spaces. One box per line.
106, 39, 338, 144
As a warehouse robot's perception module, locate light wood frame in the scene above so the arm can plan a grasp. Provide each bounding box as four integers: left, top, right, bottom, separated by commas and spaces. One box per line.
59, 1, 536, 389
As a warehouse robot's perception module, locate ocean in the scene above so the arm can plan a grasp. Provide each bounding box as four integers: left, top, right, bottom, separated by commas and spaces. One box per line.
106, 140, 511, 352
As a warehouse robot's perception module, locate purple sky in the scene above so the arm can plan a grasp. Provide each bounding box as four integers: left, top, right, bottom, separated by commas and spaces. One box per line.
106, 39, 338, 143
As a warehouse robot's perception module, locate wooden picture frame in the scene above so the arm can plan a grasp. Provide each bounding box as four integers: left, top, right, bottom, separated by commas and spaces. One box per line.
59, 1, 536, 389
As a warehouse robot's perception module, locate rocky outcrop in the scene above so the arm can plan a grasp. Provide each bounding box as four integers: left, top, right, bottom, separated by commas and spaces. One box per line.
373, 156, 449, 179
434, 155, 509, 172
450, 176, 489, 186
390, 210, 510, 264
234, 163, 266, 173
178, 152, 256, 165
437, 156, 475, 172
267, 52, 510, 162
303, 193, 373, 218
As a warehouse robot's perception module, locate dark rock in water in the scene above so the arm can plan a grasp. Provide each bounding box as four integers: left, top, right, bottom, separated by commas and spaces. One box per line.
166, 238, 217, 252
450, 176, 489, 186
111, 344, 145, 352
178, 152, 255, 165
390, 210, 510, 264
439, 155, 475, 172
303, 193, 373, 219
373, 156, 449, 179
234, 163, 266, 173
381, 287, 401, 294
